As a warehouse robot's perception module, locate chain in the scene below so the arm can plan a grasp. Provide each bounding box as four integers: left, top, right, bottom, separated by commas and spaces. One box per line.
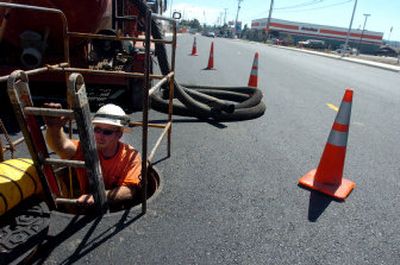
0, 118, 16, 158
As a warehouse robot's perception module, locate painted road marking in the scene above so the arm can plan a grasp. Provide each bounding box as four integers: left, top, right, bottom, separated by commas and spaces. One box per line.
326, 103, 338, 112
327, 103, 365, 127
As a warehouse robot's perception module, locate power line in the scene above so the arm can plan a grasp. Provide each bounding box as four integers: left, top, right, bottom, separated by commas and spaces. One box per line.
274, 0, 352, 13
275, 0, 323, 10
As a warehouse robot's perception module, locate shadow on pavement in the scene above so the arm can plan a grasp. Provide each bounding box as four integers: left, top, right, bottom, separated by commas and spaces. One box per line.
21, 209, 144, 265
307, 191, 334, 222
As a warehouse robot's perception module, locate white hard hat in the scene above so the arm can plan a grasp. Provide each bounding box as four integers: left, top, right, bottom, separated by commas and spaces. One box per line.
92, 104, 129, 127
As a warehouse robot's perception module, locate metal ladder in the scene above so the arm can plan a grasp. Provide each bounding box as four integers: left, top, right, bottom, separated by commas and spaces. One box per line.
7, 70, 108, 213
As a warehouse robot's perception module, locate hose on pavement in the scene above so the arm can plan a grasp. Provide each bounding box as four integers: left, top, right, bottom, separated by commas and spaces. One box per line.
131, 0, 266, 121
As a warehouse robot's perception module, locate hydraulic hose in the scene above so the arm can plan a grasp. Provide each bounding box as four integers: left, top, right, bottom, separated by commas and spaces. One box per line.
130, 0, 266, 121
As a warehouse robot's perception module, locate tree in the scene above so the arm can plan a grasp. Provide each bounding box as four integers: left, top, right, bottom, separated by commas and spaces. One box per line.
179, 19, 202, 31
189, 19, 201, 30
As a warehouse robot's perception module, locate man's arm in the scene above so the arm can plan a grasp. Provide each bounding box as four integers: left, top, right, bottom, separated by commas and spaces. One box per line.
77, 185, 137, 206
44, 103, 77, 159
46, 126, 77, 159
106, 185, 137, 204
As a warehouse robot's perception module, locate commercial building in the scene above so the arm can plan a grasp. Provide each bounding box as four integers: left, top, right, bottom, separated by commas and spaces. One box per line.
249, 18, 383, 54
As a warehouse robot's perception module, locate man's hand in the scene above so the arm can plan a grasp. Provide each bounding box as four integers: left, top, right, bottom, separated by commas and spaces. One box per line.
77, 194, 95, 206
44, 102, 77, 159
43, 102, 67, 128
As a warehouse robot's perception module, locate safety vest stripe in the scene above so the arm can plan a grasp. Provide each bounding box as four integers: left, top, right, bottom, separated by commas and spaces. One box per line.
327, 130, 348, 147
335, 101, 351, 125
332, 122, 349, 132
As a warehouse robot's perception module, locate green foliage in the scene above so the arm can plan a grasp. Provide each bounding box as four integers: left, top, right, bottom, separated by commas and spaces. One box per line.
180, 19, 202, 30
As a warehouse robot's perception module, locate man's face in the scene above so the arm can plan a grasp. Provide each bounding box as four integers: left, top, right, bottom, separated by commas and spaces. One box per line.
93, 124, 122, 149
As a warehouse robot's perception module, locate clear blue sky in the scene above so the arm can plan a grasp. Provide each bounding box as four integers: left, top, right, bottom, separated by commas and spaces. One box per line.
166, 0, 400, 41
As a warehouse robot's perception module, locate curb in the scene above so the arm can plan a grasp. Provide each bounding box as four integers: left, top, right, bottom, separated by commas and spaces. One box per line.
272, 45, 400, 73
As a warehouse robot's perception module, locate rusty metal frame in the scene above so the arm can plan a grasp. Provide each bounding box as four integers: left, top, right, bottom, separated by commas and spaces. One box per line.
0, 2, 177, 214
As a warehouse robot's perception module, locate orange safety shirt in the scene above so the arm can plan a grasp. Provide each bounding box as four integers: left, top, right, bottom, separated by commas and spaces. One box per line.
72, 140, 142, 194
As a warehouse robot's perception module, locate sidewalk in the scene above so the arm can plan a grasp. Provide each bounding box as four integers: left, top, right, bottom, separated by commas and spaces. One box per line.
273, 45, 400, 73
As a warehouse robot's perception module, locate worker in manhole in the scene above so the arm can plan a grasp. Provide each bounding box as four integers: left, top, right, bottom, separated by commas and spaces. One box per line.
45, 103, 142, 210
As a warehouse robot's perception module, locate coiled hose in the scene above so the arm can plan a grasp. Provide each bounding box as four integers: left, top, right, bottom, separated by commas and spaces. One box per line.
131, 0, 266, 121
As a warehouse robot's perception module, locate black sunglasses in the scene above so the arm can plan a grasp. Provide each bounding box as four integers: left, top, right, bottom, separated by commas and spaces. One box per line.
94, 127, 119, 136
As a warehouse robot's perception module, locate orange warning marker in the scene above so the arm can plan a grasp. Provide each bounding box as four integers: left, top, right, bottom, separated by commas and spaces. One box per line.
204, 42, 215, 70
248, 52, 259, 88
298, 89, 356, 200
190, 37, 198, 56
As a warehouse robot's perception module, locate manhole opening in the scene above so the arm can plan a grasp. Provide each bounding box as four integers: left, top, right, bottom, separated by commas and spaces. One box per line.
54, 165, 161, 215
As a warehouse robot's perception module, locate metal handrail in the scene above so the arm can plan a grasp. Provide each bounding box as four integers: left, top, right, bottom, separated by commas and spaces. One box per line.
0, 2, 179, 214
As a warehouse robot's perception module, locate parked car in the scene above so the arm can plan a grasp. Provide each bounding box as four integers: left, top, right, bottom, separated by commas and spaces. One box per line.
206, 32, 215, 38
335, 46, 358, 55
298, 39, 326, 49
201, 31, 215, 38
375, 46, 399, 57
272, 38, 289, 46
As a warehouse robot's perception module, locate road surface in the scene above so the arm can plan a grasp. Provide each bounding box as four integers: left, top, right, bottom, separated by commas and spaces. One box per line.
3, 34, 400, 265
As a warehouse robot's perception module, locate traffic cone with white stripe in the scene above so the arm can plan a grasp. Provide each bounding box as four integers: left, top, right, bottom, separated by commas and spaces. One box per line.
190, 37, 198, 56
298, 89, 356, 200
204, 42, 215, 70
248, 52, 259, 88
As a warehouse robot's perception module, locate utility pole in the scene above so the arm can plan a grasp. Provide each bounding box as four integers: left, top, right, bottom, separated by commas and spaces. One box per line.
388, 26, 393, 42
234, 0, 243, 37
357, 13, 371, 55
169, 0, 174, 17
224, 8, 228, 25
265, 0, 274, 41
343, 0, 358, 56
219, 12, 224, 26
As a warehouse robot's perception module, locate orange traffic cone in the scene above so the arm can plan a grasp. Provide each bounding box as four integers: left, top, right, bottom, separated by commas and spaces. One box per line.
248, 52, 259, 88
204, 42, 215, 70
298, 89, 356, 200
190, 37, 198, 56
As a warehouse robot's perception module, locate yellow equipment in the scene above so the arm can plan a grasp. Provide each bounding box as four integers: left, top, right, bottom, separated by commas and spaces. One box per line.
0, 158, 42, 215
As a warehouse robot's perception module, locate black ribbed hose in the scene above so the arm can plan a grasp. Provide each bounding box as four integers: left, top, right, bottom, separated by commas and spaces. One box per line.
130, 0, 266, 121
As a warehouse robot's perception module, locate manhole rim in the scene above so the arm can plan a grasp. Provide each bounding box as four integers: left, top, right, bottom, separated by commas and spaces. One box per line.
51, 165, 163, 218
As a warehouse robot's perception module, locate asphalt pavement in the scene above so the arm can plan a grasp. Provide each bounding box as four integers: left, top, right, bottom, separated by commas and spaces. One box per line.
3, 34, 400, 264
